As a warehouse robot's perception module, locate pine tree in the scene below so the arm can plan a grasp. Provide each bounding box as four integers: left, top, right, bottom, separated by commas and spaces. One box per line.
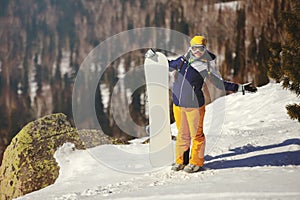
95, 83, 110, 134
247, 27, 258, 83
233, 6, 246, 82
221, 39, 233, 78
130, 86, 147, 130
268, 0, 300, 122
257, 26, 270, 86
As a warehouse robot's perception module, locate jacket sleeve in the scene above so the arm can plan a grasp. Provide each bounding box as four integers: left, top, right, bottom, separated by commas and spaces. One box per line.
168, 56, 184, 71
208, 71, 239, 92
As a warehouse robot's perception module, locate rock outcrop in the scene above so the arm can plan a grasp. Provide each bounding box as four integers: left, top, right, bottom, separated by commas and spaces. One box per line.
0, 113, 85, 200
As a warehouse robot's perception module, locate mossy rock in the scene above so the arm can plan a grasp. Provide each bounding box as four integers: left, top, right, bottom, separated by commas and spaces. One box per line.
78, 129, 129, 147
0, 113, 85, 200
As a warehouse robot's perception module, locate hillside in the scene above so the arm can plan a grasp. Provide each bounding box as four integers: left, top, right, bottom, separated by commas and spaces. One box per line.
15, 83, 300, 200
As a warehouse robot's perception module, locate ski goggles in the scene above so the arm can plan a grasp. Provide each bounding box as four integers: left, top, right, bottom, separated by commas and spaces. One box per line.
190, 45, 206, 53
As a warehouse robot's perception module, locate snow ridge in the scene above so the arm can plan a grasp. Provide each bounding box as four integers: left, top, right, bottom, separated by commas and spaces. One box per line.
54, 168, 216, 200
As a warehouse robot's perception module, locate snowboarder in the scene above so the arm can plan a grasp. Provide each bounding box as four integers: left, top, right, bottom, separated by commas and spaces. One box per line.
146, 35, 257, 173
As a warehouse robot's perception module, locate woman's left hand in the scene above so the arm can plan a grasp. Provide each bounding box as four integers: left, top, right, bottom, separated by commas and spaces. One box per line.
239, 82, 257, 94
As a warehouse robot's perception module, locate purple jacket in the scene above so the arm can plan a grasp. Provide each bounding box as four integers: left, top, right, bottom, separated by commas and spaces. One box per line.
169, 52, 238, 108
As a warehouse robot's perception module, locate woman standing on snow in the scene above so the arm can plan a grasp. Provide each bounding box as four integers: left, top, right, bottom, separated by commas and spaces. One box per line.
170, 35, 257, 173
147, 35, 257, 173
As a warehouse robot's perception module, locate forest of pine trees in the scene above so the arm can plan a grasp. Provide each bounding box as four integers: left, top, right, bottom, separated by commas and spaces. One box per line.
268, 0, 300, 122
0, 0, 298, 163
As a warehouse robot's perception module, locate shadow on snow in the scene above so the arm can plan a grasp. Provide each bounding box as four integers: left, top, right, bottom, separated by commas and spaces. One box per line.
204, 138, 300, 169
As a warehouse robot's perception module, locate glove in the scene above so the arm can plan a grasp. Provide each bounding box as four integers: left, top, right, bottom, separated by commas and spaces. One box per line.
145, 48, 156, 58
238, 82, 257, 95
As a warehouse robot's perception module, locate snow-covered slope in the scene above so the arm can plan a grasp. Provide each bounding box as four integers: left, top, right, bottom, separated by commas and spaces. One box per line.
15, 83, 300, 200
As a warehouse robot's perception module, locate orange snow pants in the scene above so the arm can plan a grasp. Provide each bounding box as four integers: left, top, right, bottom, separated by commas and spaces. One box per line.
173, 104, 206, 166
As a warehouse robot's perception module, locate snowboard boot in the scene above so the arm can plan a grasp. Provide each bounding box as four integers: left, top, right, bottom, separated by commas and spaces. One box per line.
183, 164, 203, 173
171, 163, 185, 171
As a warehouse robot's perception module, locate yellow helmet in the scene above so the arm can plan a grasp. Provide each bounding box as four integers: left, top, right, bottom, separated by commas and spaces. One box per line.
190, 35, 207, 46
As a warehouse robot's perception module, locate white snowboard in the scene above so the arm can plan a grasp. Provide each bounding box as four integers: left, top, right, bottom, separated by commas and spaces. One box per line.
144, 51, 173, 167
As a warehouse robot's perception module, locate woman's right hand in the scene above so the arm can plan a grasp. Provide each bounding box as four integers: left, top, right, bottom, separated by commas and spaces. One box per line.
145, 48, 156, 58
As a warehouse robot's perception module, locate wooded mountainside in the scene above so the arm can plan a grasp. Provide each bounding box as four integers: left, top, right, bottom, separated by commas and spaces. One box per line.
0, 0, 295, 163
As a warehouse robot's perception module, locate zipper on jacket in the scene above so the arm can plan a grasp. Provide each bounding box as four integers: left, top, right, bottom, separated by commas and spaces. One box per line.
192, 86, 195, 101
178, 65, 189, 105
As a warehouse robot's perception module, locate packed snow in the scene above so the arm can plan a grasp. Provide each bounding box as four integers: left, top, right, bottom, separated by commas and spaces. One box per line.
15, 83, 300, 200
